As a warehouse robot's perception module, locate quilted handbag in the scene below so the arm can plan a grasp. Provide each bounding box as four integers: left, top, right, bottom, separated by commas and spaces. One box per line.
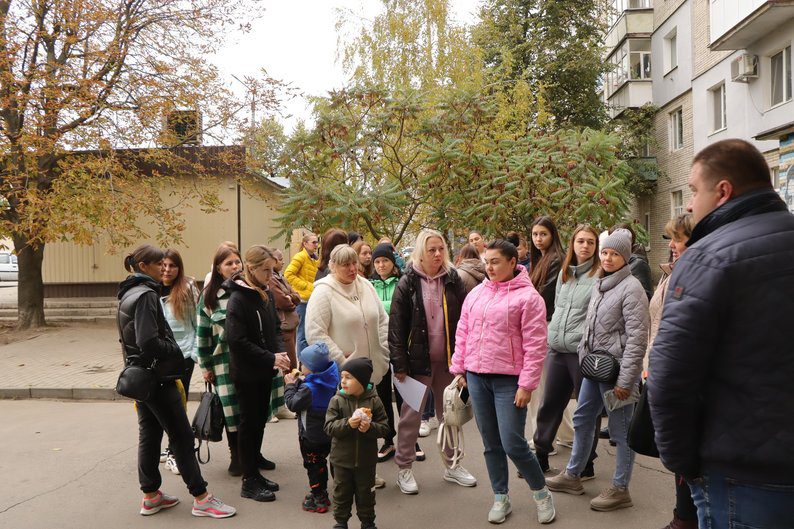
580, 350, 620, 384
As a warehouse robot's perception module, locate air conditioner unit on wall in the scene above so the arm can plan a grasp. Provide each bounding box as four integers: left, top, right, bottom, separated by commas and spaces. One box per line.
731, 54, 758, 82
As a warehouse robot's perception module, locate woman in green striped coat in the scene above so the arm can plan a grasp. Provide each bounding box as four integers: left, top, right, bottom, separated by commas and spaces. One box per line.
197, 243, 283, 475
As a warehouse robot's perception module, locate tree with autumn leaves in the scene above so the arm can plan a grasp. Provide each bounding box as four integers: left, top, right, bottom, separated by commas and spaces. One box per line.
0, 0, 278, 328
276, 0, 632, 246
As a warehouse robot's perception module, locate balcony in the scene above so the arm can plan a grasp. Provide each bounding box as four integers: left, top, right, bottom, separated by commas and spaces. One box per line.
711, 0, 794, 51
605, 8, 653, 53
607, 80, 653, 118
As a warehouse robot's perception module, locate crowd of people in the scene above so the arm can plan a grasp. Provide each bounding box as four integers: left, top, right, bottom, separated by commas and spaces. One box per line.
117, 138, 794, 529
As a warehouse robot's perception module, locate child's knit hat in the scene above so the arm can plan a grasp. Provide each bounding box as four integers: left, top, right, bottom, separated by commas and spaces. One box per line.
299, 342, 332, 373
341, 357, 373, 388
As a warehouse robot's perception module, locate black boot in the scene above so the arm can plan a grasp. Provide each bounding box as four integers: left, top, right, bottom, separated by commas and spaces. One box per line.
361, 522, 377, 529
332, 521, 348, 529
256, 473, 279, 492
536, 452, 550, 473
258, 453, 276, 470
241, 476, 276, 502
228, 445, 241, 477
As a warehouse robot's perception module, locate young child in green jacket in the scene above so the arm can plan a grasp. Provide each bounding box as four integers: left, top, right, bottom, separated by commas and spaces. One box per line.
324, 358, 389, 529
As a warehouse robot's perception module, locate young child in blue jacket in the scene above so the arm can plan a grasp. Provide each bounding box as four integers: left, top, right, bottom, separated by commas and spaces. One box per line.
284, 342, 340, 513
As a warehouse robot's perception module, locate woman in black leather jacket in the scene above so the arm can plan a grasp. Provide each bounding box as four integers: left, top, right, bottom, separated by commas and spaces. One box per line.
224, 244, 291, 503
118, 244, 235, 519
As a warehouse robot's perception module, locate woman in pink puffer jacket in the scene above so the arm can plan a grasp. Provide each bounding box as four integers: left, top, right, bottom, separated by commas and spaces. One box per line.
450, 239, 555, 525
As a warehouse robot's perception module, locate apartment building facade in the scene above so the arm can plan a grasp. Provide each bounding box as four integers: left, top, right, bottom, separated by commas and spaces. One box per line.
604, 0, 794, 275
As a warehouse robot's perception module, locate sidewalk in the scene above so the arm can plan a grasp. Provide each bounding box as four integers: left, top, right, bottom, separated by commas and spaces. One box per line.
0, 321, 205, 400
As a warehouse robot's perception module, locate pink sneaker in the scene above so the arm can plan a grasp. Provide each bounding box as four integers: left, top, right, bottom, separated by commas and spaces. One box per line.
192, 494, 237, 519
140, 490, 179, 515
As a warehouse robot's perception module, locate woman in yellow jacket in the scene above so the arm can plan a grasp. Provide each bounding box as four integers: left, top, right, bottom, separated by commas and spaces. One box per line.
284, 232, 319, 354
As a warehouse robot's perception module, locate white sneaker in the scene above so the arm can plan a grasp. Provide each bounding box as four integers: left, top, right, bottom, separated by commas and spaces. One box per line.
488, 494, 512, 523
374, 475, 386, 489
419, 420, 431, 437
159, 449, 170, 463
428, 416, 439, 431
267, 416, 279, 423
443, 465, 477, 487
533, 487, 556, 524
165, 454, 180, 475
397, 469, 419, 495
275, 407, 296, 420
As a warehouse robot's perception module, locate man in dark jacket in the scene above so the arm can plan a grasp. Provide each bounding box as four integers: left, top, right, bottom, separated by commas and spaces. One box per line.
648, 139, 794, 528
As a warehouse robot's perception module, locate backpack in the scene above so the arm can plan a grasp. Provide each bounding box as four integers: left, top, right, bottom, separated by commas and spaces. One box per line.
436, 375, 473, 469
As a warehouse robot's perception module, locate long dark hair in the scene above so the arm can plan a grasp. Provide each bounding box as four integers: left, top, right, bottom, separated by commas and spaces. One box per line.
123, 244, 164, 274
529, 216, 564, 289
204, 244, 242, 311
318, 228, 348, 272
352, 240, 373, 278
560, 225, 601, 283
163, 248, 195, 322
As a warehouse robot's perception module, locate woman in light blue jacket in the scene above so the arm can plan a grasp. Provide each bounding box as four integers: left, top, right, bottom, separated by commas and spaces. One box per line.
533, 225, 601, 475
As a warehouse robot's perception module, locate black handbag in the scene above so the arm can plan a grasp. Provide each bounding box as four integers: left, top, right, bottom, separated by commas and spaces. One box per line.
192, 383, 225, 463
580, 350, 620, 384
628, 381, 660, 458
115, 363, 159, 401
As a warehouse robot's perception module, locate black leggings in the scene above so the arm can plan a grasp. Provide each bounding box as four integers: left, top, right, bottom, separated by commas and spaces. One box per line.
375, 374, 395, 445
235, 378, 272, 479
137, 381, 207, 497
676, 473, 698, 520
534, 350, 598, 465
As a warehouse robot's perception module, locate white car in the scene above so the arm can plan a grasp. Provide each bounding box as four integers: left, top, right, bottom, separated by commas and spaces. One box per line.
0, 252, 18, 281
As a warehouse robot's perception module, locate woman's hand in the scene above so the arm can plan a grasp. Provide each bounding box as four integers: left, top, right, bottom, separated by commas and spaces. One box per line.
456, 375, 467, 389
274, 352, 291, 372
394, 372, 407, 383
514, 388, 532, 408
203, 370, 215, 383
614, 386, 630, 401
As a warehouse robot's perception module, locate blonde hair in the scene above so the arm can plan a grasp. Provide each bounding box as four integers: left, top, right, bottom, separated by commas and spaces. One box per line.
243, 244, 276, 303
411, 229, 452, 271
302, 232, 316, 243
328, 244, 358, 272
664, 213, 694, 240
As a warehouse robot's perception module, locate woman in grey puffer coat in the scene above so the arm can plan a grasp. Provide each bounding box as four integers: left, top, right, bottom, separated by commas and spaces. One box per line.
546, 229, 649, 513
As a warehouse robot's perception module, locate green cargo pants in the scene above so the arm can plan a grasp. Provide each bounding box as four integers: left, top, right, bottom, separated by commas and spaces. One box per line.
332, 464, 376, 523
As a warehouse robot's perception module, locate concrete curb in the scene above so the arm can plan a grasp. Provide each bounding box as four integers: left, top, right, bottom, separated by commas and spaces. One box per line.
0, 387, 203, 401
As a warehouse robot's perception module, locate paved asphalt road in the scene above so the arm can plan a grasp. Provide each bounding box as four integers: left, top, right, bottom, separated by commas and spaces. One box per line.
1, 399, 675, 529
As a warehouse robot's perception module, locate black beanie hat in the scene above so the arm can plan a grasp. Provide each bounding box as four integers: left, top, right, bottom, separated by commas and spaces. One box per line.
371, 243, 397, 266
342, 357, 373, 388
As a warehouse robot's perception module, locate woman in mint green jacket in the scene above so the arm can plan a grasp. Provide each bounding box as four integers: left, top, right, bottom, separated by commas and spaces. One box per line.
532, 225, 602, 475
369, 243, 401, 461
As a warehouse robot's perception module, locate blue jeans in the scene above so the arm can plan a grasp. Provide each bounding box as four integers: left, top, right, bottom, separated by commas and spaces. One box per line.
689, 471, 794, 528
566, 378, 635, 488
296, 302, 308, 354
466, 372, 546, 494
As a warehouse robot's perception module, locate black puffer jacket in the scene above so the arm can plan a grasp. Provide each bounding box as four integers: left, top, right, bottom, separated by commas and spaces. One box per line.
117, 275, 183, 381
649, 188, 794, 484
628, 254, 653, 301
224, 277, 285, 384
388, 265, 465, 376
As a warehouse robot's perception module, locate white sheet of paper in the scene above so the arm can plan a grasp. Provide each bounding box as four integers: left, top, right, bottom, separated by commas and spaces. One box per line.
393, 375, 428, 413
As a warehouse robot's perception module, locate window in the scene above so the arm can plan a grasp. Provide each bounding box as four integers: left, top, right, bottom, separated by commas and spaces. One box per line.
665, 29, 678, 73
771, 45, 792, 107
669, 108, 684, 151
672, 190, 684, 217
629, 40, 652, 80
710, 83, 726, 132
608, 0, 652, 27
